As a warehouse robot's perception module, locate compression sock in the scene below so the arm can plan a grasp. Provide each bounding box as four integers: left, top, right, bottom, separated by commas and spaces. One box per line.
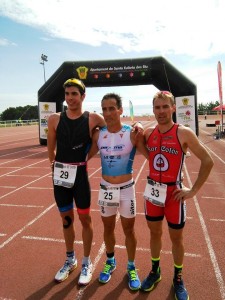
152, 257, 160, 273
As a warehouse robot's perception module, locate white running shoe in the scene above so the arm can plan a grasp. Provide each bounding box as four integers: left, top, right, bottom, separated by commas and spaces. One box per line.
55, 259, 77, 283
78, 263, 93, 285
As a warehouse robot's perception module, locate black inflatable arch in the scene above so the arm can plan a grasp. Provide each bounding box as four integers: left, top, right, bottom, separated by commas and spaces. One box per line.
38, 56, 198, 145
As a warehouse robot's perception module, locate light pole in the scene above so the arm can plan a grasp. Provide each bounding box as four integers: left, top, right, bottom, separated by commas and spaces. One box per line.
40, 54, 48, 82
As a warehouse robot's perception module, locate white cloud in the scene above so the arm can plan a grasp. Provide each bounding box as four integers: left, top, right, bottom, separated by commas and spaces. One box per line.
0, 0, 225, 57
0, 37, 17, 46
0, 0, 224, 112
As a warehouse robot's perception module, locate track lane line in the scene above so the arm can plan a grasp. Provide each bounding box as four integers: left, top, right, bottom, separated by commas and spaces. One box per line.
184, 163, 225, 299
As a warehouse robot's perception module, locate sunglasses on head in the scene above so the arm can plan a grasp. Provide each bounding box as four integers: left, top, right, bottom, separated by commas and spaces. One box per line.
63, 78, 85, 91
154, 90, 174, 98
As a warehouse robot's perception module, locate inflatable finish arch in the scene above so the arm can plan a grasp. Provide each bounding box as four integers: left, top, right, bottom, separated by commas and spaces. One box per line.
38, 56, 198, 145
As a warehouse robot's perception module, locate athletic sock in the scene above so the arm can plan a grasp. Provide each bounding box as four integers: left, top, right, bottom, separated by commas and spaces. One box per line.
106, 252, 115, 259
66, 251, 75, 263
174, 264, 183, 279
127, 260, 135, 270
82, 256, 91, 265
152, 257, 160, 273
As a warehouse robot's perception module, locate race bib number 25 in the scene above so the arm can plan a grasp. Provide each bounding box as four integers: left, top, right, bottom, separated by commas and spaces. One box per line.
98, 186, 120, 207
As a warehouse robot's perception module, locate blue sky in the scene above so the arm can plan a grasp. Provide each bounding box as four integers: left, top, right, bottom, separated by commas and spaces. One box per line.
0, 0, 224, 115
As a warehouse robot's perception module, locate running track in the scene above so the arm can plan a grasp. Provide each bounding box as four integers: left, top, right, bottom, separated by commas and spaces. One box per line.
0, 116, 224, 300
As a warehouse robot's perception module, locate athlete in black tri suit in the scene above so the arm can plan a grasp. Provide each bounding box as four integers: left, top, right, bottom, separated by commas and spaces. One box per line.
47, 78, 105, 286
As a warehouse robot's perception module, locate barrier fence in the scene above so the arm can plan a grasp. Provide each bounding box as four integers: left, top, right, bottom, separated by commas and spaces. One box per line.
0, 119, 39, 128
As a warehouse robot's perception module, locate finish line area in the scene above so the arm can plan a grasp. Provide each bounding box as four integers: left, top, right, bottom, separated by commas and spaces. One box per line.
0, 116, 224, 299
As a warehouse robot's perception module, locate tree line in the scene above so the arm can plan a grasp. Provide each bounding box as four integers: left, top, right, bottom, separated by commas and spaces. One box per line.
0, 105, 38, 121
0, 101, 222, 121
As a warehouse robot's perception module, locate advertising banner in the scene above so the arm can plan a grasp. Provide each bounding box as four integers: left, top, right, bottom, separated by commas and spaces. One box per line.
175, 95, 196, 133
39, 102, 56, 140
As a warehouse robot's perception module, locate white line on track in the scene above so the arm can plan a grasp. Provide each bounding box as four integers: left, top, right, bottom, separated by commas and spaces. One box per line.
0, 149, 47, 166
202, 196, 225, 200
0, 167, 50, 200
0, 159, 48, 180
184, 164, 225, 299
115, 245, 201, 257
202, 142, 225, 165
74, 160, 148, 300
0, 145, 42, 158
22, 236, 95, 245
0, 203, 55, 249
0, 203, 44, 208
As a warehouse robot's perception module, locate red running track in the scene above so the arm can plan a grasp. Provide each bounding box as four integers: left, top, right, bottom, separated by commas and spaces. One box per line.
0, 119, 224, 300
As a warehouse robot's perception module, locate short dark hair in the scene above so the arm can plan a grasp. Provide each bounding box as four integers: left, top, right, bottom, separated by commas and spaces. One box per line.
101, 93, 122, 108
63, 78, 86, 95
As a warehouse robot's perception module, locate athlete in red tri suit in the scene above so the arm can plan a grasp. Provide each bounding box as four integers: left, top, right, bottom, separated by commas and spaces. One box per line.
140, 91, 213, 300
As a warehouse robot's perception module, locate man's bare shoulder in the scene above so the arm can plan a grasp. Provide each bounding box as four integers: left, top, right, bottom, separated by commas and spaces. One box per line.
178, 124, 196, 137
89, 111, 105, 128
48, 112, 60, 119
144, 126, 155, 139
48, 112, 60, 123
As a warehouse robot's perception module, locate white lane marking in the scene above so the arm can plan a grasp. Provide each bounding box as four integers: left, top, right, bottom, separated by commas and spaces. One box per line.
0, 169, 51, 200
0, 203, 55, 249
22, 236, 95, 245
184, 164, 225, 299
0, 150, 47, 166
0, 204, 44, 208
74, 160, 148, 300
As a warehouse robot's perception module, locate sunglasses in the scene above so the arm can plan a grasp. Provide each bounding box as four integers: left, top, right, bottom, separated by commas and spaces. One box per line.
63, 78, 85, 91
154, 90, 174, 99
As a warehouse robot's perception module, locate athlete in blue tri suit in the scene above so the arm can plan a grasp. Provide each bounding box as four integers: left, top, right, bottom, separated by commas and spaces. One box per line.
88, 93, 149, 291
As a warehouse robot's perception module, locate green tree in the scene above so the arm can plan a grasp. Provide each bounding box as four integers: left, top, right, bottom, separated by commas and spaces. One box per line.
1, 105, 38, 121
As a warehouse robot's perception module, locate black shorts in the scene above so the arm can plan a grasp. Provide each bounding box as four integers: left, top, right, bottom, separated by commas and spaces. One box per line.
53, 166, 91, 212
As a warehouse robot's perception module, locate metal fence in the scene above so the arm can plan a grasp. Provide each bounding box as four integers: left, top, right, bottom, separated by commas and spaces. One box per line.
0, 119, 39, 128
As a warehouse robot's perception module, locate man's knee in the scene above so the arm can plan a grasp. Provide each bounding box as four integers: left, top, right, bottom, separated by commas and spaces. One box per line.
63, 215, 73, 229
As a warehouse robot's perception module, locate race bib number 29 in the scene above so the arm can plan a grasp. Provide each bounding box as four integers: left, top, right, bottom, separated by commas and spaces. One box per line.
53, 162, 77, 188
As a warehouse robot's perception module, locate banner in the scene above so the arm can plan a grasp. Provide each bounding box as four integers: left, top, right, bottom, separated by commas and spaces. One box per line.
39, 102, 56, 140
129, 100, 134, 121
217, 61, 223, 107
217, 61, 224, 130
175, 95, 196, 134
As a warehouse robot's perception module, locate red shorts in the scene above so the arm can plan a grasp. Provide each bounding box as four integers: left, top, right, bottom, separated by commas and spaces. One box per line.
144, 185, 186, 229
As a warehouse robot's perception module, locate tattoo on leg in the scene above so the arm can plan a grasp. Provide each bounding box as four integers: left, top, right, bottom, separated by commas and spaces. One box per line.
63, 215, 72, 229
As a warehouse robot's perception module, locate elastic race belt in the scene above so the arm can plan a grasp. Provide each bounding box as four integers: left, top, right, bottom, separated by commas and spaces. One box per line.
100, 181, 135, 190
55, 161, 87, 167
147, 177, 181, 186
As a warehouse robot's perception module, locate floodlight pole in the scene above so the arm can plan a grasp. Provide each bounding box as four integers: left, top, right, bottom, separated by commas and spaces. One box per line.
40, 54, 48, 82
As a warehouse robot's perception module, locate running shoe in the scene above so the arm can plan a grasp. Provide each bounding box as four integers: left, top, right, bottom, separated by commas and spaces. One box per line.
140, 268, 161, 292
127, 266, 141, 291
55, 259, 77, 282
78, 262, 93, 285
173, 277, 189, 300
99, 259, 116, 283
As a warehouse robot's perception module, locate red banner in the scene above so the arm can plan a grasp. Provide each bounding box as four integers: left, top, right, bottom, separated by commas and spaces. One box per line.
217, 61, 223, 106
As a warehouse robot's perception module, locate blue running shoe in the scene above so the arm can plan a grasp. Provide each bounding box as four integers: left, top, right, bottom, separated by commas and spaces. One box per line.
127, 266, 141, 291
173, 277, 189, 300
141, 268, 161, 292
99, 259, 116, 283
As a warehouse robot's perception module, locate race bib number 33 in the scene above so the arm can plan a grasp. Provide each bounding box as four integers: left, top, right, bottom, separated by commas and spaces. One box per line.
144, 180, 167, 207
